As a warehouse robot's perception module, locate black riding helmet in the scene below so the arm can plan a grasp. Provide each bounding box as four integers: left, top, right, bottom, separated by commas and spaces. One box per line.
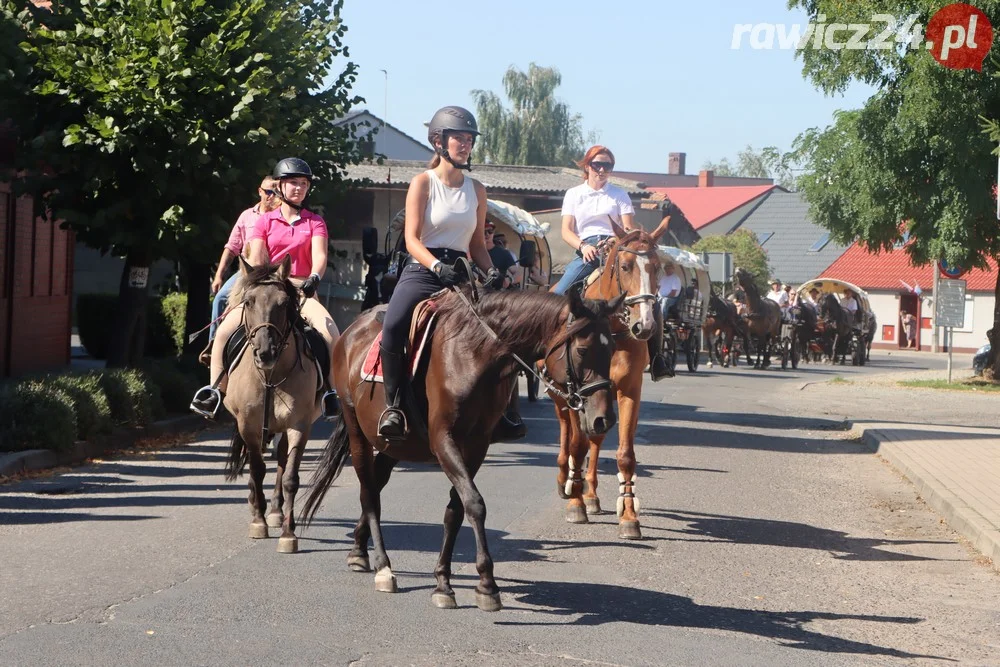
426, 106, 480, 171
272, 157, 313, 210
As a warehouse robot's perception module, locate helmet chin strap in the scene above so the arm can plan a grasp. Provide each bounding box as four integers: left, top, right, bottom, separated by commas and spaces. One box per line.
277, 180, 306, 211
438, 132, 473, 171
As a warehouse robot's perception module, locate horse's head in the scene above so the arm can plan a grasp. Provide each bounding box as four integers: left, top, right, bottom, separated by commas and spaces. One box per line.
236, 255, 299, 371
600, 218, 670, 340
546, 290, 627, 436
733, 266, 753, 293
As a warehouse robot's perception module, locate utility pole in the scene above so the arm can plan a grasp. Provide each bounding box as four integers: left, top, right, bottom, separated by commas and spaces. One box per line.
931, 261, 940, 353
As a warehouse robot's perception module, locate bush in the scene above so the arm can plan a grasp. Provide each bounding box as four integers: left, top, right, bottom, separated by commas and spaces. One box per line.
142, 359, 199, 416
76, 292, 188, 360
48, 373, 112, 439
0, 381, 77, 452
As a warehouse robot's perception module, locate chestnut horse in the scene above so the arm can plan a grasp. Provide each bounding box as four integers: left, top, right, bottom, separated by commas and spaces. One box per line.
552, 219, 670, 540
301, 287, 623, 611
734, 267, 781, 369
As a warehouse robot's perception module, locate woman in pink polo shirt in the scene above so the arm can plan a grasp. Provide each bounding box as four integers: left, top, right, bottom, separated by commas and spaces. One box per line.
191, 158, 340, 419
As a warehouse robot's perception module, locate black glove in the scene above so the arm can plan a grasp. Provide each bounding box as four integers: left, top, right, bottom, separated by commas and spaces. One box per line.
433, 262, 465, 287
301, 273, 320, 297
482, 267, 505, 291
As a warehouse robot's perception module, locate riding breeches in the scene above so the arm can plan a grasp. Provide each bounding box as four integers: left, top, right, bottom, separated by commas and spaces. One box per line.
209, 290, 340, 391
381, 264, 446, 355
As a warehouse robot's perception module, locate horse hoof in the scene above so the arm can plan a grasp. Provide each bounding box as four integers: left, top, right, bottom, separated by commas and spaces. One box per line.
347, 554, 371, 572
266, 512, 283, 528
584, 497, 603, 515
557, 480, 570, 500
565, 505, 589, 524
706, 362, 713, 368
277, 536, 298, 554
618, 520, 642, 540
248, 523, 269, 539
476, 592, 503, 612
375, 567, 398, 593
431, 592, 458, 609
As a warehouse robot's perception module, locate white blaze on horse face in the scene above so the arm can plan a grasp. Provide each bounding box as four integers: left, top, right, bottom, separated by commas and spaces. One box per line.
634, 256, 656, 332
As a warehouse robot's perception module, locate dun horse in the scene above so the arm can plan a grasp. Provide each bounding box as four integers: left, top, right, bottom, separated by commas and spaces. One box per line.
552, 219, 670, 540
734, 267, 780, 369
222, 256, 328, 553
302, 286, 623, 611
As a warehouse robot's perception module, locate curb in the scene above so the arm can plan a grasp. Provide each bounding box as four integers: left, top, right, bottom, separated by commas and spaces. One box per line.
853, 422, 1000, 566
0, 413, 212, 479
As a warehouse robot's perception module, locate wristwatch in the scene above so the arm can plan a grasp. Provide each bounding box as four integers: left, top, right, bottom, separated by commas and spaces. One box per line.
430, 260, 442, 274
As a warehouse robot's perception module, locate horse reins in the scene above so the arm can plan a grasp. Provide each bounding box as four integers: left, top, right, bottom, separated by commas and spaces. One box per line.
603, 232, 659, 334
450, 257, 610, 412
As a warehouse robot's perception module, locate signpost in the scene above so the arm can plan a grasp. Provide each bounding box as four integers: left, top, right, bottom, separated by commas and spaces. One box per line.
935, 278, 967, 383
700, 252, 733, 296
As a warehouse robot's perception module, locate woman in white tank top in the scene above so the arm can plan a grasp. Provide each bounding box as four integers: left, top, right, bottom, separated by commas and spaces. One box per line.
377, 106, 502, 440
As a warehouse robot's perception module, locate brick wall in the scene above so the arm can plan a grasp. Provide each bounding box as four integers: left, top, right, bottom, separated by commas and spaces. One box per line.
0, 183, 73, 377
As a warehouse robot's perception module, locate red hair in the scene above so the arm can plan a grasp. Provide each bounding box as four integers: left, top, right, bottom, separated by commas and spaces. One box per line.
576, 145, 615, 180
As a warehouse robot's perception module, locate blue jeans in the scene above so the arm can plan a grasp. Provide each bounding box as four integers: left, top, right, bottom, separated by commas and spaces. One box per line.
658, 295, 679, 320
210, 272, 240, 340
552, 235, 612, 295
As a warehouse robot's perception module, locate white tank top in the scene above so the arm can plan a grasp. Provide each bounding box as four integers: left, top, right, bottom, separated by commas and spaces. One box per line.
421, 170, 477, 252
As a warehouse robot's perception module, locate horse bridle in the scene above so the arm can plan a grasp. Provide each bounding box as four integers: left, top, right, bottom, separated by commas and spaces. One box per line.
607, 235, 659, 333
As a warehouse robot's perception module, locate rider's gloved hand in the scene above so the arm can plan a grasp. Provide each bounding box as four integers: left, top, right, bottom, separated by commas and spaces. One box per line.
482, 267, 505, 291
301, 273, 320, 298
433, 261, 465, 287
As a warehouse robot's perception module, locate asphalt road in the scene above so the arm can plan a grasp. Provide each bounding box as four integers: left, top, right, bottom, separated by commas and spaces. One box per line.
1, 350, 998, 666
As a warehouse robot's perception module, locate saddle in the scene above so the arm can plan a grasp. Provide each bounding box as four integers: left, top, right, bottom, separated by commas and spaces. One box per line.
361, 297, 440, 383
222, 323, 330, 390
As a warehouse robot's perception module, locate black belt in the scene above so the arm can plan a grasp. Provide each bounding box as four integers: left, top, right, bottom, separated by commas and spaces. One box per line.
405, 247, 467, 267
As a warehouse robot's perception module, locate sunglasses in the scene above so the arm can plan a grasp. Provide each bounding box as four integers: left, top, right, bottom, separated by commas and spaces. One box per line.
589, 161, 614, 172
261, 188, 275, 196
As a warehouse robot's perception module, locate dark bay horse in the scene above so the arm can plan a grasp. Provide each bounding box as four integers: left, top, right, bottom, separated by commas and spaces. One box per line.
222, 257, 327, 553
704, 292, 745, 368
734, 267, 780, 369
302, 287, 623, 612
790, 302, 819, 365
552, 219, 670, 540
818, 294, 853, 364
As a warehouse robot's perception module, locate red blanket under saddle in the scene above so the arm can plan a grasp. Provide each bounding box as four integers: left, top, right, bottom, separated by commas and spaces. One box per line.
361, 313, 438, 383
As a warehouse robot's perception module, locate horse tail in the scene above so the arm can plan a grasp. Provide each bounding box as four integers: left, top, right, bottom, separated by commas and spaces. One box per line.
299, 416, 352, 530
223, 427, 249, 481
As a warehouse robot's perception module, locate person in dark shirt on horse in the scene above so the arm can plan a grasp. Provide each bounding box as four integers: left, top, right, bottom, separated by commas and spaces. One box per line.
377, 106, 503, 440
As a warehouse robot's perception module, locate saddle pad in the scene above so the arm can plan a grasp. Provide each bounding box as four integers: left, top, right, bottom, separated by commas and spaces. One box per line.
223, 325, 249, 372
361, 303, 439, 383
583, 267, 603, 289
303, 325, 330, 390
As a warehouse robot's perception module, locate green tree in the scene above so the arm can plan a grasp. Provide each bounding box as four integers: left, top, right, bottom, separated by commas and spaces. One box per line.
789, 0, 1000, 378
702, 145, 799, 190
0, 0, 363, 367
471, 63, 591, 166
692, 229, 772, 294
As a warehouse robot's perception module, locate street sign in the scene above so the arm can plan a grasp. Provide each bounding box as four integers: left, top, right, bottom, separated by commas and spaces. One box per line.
700, 252, 732, 284
935, 278, 967, 328
938, 259, 968, 279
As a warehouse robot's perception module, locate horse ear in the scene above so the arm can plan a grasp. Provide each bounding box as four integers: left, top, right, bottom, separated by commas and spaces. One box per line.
649, 215, 670, 243
276, 255, 292, 281
567, 286, 587, 319
238, 255, 253, 277
609, 216, 627, 240
603, 292, 627, 315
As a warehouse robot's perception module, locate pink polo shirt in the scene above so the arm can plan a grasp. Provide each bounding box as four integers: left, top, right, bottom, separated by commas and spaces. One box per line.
224, 205, 263, 256
249, 208, 329, 278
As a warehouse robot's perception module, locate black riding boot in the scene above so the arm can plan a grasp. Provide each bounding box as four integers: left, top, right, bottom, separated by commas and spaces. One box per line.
648, 306, 674, 381
378, 346, 409, 440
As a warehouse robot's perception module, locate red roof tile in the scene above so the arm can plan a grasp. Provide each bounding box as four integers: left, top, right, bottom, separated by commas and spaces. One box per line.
648, 185, 777, 230
821, 242, 999, 292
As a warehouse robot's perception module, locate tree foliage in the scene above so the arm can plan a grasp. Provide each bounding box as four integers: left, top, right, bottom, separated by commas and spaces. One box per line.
0, 0, 364, 264
702, 145, 800, 190
692, 229, 772, 294
471, 63, 591, 166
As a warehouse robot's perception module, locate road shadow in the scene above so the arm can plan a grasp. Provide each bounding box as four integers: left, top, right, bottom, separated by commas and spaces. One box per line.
496, 578, 949, 661
647, 509, 950, 562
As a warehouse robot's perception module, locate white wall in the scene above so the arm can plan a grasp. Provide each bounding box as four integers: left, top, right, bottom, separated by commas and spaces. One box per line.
869, 290, 993, 352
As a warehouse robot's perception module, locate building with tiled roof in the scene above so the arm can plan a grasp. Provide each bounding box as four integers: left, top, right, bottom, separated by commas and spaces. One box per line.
333, 110, 433, 162
820, 242, 997, 353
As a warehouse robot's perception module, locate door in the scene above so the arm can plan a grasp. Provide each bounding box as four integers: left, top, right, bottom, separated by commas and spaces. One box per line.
898, 293, 919, 350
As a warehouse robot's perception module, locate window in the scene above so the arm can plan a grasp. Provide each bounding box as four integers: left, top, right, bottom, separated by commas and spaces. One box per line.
756, 232, 773, 245
808, 233, 830, 252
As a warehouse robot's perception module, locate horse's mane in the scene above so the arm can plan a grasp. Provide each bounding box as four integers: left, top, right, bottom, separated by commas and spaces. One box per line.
432, 289, 570, 357
230, 262, 296, 306
739, 272, 763, 307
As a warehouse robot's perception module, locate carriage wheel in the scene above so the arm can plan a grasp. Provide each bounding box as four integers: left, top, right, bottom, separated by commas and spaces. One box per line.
780, 337, 790, 370
664, 334, 678, 374
790, 336, 800, 369
686, 335, 700, 372
713, 337, 726, 367
851, 336, 863, 366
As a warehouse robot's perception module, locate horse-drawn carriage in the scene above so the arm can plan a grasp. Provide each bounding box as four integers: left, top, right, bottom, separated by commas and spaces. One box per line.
658, 246, 710, 373
796, 277, 876, 366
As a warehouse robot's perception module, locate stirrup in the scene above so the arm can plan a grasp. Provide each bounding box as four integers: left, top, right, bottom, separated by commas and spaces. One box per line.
321, 390, 340, 422
190, 385, 222, 419
377, 406, 408, 440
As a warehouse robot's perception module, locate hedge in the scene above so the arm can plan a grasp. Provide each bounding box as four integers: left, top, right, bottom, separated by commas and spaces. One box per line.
77, 292, 188, 360
0, 362, 202, 454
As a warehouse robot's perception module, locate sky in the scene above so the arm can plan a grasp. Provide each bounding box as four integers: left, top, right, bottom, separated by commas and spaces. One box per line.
334, 0, 876, 174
